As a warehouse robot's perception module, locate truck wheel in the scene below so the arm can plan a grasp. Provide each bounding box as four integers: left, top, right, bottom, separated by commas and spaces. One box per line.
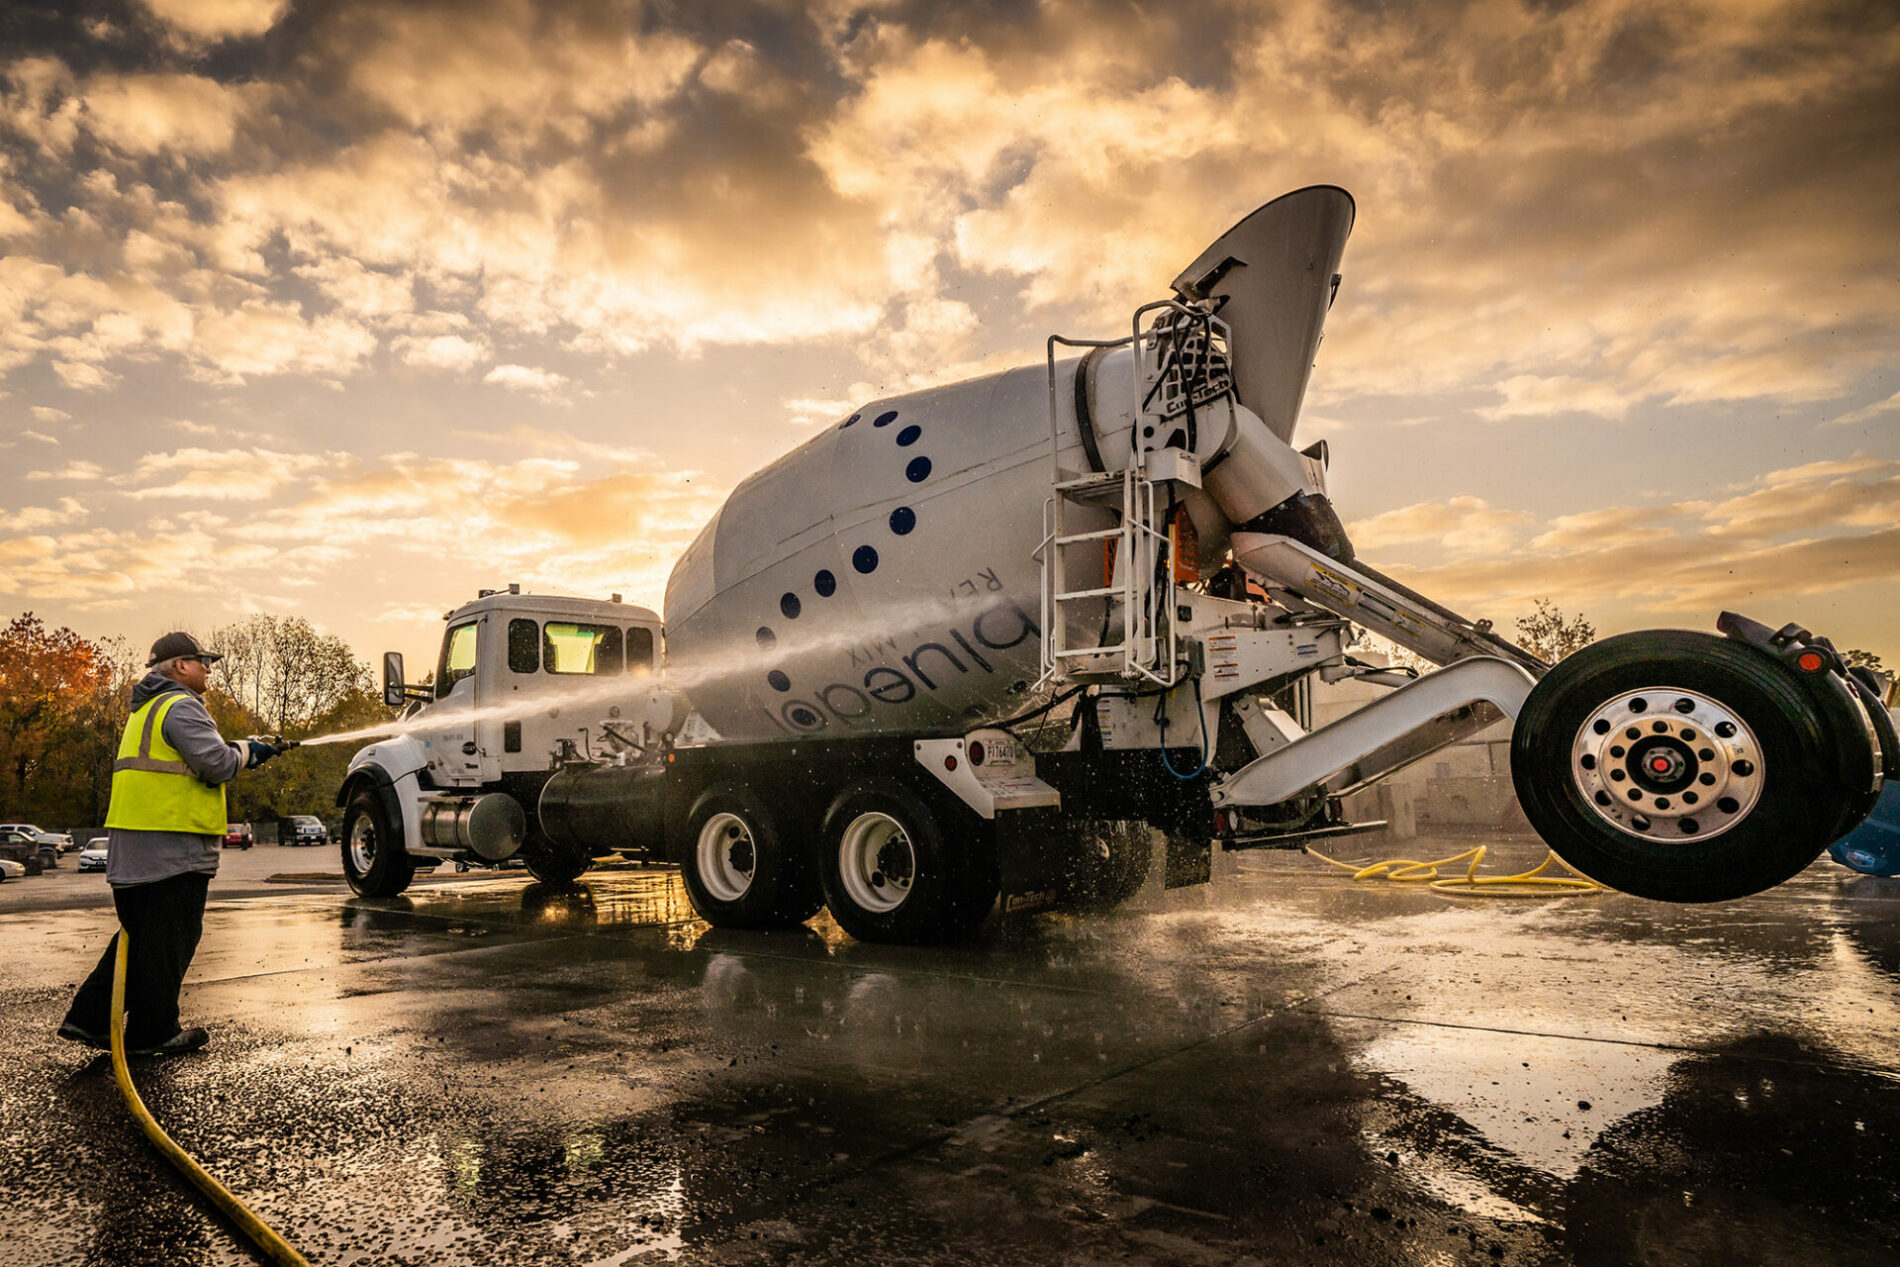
820, 783, 996, 944
681, 788, 822, 929
1053, 820, 1153, 911
1512, 630, 1844, 902
342, 786, 416, 898
524, 847, 593, 885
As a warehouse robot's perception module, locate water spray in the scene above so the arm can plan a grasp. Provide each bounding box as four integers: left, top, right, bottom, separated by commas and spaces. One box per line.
292, 591, 1028, 751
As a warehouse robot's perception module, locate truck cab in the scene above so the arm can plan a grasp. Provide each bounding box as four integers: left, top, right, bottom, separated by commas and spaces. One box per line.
337, 587, 681, 895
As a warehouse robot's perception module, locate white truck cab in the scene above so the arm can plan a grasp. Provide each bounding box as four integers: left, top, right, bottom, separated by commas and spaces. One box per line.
338, 587, 682, 894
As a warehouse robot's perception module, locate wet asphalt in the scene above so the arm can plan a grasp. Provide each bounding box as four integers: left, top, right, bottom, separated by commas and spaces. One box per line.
2, 836, 1897, 1267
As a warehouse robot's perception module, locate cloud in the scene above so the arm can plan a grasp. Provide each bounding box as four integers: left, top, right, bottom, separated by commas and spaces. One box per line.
25, 460, 103, 481
1831, 389, 1900, 428
30, 405, 70, 423
114, 447, 339, 501
1347, 497, 1535, 556
392, 332, 489, 372
1478, 375, 1638, 423
1368, 459, 1900, 624
140, 0, 289, 44
20, 429, 58, 444
7, 497, 88, 530
483, 364, 570, 399
81, 74, 263, 156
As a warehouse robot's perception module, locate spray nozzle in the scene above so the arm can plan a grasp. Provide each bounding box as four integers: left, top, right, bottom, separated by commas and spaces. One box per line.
248, 735, 301, 753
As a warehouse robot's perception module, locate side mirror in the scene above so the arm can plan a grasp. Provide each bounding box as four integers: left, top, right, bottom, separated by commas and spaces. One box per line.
383, 652, 406, 708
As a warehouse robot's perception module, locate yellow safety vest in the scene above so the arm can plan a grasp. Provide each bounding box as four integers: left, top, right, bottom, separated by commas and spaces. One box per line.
105, 692, 229, 835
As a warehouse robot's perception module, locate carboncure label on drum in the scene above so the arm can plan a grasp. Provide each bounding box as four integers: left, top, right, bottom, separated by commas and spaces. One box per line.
759, 597, 1040, 737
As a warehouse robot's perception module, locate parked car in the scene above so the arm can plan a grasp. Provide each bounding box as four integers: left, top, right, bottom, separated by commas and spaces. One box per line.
0, 857, 24, 881
77, 837, 110, 872
0, 822, 66, 868
278, 815, 328, 846
223, 822, 254, 849
0, 829, 51, 875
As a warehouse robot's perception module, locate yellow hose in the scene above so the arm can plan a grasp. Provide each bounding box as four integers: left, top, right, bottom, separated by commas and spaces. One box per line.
1304, 842, 1605, 897
109, 932, 313, 1267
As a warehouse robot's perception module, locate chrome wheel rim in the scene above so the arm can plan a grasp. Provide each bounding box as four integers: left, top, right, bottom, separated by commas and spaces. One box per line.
1571, 687, 1763, 843
348, 814, 378, 874
838, 812, 915, 914
696, 812, 757, 902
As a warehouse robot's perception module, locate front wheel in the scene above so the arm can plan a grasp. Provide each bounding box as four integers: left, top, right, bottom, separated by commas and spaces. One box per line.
679, 787, 822, 929
820, 783, 996, 944
1513, 631, 1849, 902
342, 786, 416, 898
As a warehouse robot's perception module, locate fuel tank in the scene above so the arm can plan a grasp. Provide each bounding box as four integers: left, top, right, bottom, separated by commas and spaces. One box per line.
663, 187, 1356, 743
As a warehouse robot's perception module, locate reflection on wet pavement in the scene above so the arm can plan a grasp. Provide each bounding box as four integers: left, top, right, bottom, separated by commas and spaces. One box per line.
3, 838, 1897, 1264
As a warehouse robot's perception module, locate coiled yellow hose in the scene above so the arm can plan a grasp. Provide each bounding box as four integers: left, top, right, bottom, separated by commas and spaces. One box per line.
1304, 842, 1606, 897
109, 932, 312, 1267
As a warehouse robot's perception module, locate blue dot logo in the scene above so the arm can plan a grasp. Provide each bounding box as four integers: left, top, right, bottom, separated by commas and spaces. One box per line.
780, 592, 801, 619
873, 410, 898, 428
814, 569, 836, 597
906, 456, 932, 483
889, 506, 916, 535
853, 544, 879, 574
767, 670, 791, 692
897, 425, 921, 447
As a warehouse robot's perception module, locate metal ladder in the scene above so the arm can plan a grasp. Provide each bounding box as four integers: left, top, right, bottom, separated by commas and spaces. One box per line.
1037, 465, 1176, 689
1036, 298, 1230, 690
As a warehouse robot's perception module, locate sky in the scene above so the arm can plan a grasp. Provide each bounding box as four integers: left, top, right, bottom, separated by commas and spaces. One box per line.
2, 0, 1896, 676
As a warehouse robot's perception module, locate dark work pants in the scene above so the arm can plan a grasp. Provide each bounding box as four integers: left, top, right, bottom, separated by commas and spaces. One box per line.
65, 871, 211, 1047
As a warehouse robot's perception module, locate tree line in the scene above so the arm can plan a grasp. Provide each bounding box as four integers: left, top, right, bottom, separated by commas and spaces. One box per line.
0, 612, 397, 831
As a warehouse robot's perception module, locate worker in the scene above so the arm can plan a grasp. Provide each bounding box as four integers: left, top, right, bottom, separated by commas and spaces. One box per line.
58, 632, 282, 1057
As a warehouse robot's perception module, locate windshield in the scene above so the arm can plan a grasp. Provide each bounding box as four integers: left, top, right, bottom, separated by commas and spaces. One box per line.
293, 817, 321, 827
437, 621, 478, 699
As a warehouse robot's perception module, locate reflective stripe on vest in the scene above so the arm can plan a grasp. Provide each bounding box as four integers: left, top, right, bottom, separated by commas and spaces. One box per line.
105, 691, 228, 835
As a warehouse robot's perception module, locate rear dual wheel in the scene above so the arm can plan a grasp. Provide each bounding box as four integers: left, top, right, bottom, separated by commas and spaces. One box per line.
1513, 631, 1852, 902
679, 788, 823, 929
820, 783, 998, 944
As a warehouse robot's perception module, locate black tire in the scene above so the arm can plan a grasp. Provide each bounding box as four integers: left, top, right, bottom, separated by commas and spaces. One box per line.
524, 846, 593, 885
342, 786, 416, 898
1052, 819, 1153, 911
1513, 630, 1847, 902
819, 782, 997, 944
680, 787, 823, 929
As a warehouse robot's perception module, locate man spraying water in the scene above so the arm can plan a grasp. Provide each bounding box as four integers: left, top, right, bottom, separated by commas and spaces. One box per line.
59, 632, 288, 1057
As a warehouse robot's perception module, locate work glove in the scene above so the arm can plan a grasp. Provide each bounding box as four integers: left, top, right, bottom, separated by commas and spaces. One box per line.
241, 739, 281, 769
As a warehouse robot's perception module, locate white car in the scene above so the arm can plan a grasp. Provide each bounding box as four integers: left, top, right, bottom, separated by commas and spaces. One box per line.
0, 822, 71, 850
0, 858, 24, 881
76, 838, 110, 873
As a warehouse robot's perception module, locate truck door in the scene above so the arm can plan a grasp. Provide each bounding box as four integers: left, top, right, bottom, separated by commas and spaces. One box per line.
421, 617, 486, 786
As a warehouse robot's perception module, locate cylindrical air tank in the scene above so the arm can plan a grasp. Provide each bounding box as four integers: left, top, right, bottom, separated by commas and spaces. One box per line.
663, 187, 1355, 743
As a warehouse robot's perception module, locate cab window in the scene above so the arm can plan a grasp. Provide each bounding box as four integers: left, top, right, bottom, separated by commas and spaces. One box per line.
437, 621, 478, 698
543, 622, 623, 674
626, 626, 655, 675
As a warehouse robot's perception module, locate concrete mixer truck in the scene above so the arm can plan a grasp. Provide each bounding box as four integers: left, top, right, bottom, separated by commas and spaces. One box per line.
336, 186, 1895, 943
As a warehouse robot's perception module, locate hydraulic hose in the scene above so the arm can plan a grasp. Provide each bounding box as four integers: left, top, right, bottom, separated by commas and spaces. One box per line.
109, 932, 312, 1267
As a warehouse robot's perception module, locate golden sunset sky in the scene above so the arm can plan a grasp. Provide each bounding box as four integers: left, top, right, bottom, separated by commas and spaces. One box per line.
2, 0, 1896, 671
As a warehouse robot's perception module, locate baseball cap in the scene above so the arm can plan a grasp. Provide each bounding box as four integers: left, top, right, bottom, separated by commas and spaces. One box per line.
147, 631, 223, 667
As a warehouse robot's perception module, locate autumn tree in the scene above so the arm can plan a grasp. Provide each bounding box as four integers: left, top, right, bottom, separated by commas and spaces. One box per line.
0, 614, 117, 824
1514, 598, 1596, 663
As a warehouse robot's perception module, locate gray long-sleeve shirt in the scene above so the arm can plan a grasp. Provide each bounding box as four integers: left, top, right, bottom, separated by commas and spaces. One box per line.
107, 671, 245, 887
